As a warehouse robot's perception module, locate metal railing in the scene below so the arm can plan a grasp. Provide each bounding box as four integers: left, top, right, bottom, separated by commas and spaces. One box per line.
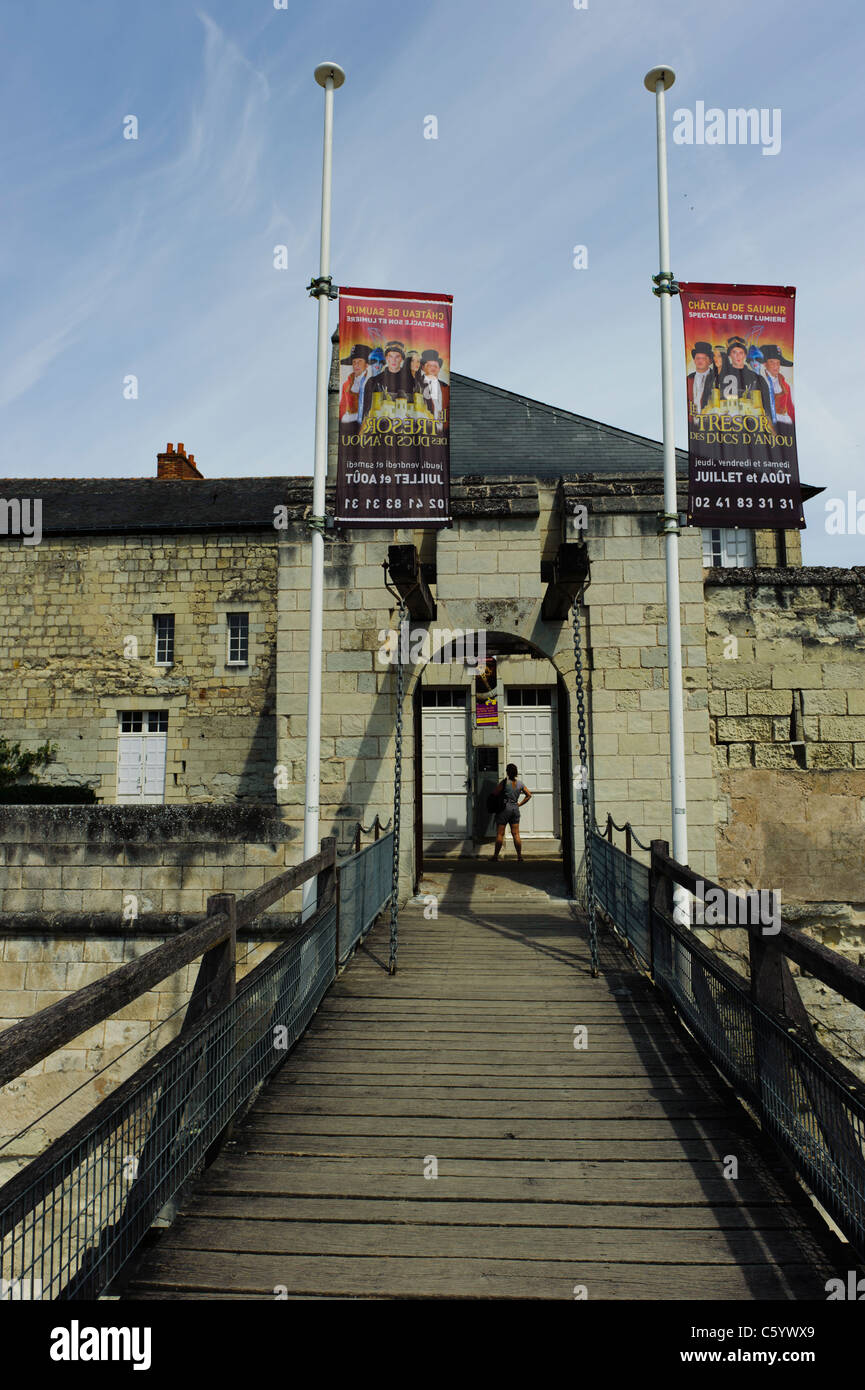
592, 829, 865, 1259
593, 831, 651, 969
0, 831, 389, 1301
337, 830, 393, 967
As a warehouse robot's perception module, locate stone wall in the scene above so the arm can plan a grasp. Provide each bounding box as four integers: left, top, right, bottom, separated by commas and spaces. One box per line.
0, 531, 279, 802
0, 804, 297, 928
577, 486, 717, 877
276, 475, 720, 888
705, 568, 865, 938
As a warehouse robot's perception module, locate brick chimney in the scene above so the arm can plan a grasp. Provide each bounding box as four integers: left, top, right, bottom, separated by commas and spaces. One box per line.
157, 442, 204, 479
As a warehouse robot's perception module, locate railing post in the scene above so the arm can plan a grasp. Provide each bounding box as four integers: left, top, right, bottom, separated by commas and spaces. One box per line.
606, 814, 613, 843
625, 822, 632, 857
316, 836, 338, 971
747, 898, 814, 1035
374, 817, 381, 841
202, 893, 237, 1166
354, 824, 361, 854
648, 839, 670, 980
203, 894, 237, 1009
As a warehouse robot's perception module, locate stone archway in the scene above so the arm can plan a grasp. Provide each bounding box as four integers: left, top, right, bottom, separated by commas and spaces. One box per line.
401, 622, 582, 884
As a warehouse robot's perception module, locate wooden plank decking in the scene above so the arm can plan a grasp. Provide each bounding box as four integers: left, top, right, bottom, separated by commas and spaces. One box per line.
126, 859, 848, 1300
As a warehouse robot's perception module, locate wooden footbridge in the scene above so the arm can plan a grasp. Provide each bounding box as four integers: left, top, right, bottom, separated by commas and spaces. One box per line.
1, 833, 864, 1301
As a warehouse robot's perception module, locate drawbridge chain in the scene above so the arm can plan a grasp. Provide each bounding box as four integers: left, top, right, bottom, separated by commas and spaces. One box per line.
388, 599, 407, 975
572, 590, 600, 978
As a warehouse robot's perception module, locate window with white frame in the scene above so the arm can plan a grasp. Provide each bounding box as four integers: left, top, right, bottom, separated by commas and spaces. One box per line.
120, 710, 168, 734
153, 613, 175, 665
226, 612, 249, 666
702, 527, 755, 568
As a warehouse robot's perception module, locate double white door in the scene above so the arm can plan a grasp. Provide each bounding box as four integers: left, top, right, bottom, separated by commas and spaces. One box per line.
117, 712, 167, 803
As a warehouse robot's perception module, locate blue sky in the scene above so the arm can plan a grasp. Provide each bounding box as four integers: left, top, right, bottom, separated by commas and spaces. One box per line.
1, 0, 862, 564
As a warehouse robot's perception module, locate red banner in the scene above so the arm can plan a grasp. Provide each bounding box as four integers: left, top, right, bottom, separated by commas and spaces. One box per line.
679, 283, 804, 530
335, 287, 452, 527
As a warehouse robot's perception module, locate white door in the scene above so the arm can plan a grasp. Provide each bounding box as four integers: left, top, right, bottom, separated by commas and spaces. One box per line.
503, 689, 558, 837
421, 691, 470, 839
117, 711, 167, 804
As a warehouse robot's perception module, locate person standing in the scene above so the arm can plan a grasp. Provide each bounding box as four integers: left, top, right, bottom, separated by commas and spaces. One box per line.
760, 345, 795, 425
492, 763, 532, 863
339, 345, 371, 423
687, 341, 715, 413
721, 336, 772, 416
419, 349, 449, 432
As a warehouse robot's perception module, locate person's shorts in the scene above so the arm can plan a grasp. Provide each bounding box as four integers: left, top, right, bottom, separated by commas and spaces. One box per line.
495, 806, 520, 826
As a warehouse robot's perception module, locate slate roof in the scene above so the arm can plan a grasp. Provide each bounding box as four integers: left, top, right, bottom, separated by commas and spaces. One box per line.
449, 373, 689, 478
0, 478, 296, 535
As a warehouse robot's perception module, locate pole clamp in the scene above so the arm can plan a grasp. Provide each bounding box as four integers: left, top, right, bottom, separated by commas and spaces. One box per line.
657, 510, 681, 535
305, 514, 330, 536
307, 275, 339, 300
652, 271, 680, 297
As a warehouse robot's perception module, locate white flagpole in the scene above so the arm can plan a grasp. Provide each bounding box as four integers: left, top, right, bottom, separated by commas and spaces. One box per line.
644, 65, 689, 875
302, 62, 345, 919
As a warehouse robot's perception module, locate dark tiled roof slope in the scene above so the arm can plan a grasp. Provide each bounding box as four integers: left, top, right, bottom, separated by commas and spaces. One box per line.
0, 478, 299, 535
449, 373, 688, 478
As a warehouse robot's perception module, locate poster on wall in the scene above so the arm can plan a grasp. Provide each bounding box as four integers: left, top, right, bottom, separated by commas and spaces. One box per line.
475, 658, 498, 727
679, 282, 804, 529
335, 287, 452, 527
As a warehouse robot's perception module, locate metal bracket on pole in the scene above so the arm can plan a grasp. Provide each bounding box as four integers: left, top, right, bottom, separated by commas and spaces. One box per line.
652, 271, 680, 296
657, 510, 680, 535
305, 514, 329, 536
306, 274, 339, 300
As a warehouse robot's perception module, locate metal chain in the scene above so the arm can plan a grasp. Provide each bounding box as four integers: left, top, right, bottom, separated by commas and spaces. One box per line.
572, 591, 599, 978
388, 601, 407, 975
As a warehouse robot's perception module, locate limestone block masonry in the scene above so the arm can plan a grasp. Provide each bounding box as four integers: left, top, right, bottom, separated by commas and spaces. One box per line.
0, 532, 278, 803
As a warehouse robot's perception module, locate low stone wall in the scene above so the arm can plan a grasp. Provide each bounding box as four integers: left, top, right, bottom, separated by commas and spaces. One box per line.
0, 803, 300, 929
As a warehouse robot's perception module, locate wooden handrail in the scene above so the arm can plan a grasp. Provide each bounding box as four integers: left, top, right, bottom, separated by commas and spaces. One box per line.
649, 841, 865, 1013
0, 839, 335, 1090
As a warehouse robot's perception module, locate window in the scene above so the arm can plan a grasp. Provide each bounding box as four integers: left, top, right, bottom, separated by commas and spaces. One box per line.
421, 689, 467, 706
702, 527, 755, 569
120, 710, 168, 733
154, 614, 175, 665
505, 688, 552, 706
227, 612, 249, 666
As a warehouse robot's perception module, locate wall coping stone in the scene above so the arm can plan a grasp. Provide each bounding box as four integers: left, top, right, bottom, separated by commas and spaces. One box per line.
0, 804, 295, 844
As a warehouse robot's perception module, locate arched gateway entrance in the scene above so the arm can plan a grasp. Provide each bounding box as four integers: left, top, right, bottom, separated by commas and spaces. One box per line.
408, 629, 577, 889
